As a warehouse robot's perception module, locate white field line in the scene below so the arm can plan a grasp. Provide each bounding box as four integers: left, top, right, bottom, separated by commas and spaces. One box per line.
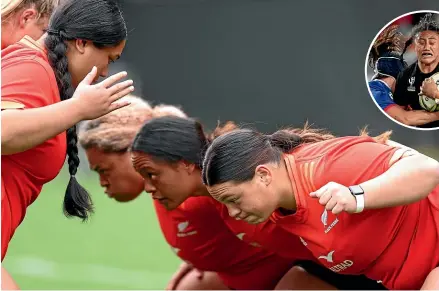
4, 255, 172, 289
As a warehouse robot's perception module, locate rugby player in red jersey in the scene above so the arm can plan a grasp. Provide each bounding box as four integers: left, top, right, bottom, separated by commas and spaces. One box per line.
79, 101, 306, 290
2, 0, 132, 288
203, 125, 439, 290
129, 115, 388, 290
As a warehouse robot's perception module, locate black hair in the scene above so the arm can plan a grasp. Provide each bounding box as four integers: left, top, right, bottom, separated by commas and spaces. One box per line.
202, 128, 334, 186
402, 13, 439, 56
44, 0, 127, 220
131, 116, 237, 168
412, 13, 439, 39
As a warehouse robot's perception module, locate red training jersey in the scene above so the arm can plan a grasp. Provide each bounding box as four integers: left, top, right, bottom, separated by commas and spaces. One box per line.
269, 136, 439, 290
153, 196, 294, 289
1, 36, 66, 261
212, 199, 316, 262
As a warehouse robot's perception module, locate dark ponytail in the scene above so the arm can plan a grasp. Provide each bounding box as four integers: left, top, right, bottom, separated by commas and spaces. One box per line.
202, 125, 335, 186
45, 32, 93, 220
44, 0, 127, 220
266, 131, 302, 152
267, 127, 333, 152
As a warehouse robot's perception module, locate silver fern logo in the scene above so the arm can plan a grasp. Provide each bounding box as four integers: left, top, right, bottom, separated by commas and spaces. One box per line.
321, 209, 328, 226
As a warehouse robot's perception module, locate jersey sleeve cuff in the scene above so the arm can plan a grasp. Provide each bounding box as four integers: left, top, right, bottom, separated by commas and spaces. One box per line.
1, 100, 25, 110
383, 103, 398, 113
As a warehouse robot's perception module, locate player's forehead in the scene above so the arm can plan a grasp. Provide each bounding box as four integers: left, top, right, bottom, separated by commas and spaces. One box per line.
207, 182, 242, 197
131, 151, 171, 172
417, 30, 439, 40
86, 147, 112, 166
88, 157, 111, 172
131, 152, 154, 170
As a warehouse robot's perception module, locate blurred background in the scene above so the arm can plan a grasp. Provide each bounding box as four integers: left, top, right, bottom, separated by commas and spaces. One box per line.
3, 0, 439, 289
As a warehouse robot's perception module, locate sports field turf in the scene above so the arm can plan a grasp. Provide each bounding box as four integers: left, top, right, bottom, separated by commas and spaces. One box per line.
3, 147, 439, 289
3, 170, 180, 289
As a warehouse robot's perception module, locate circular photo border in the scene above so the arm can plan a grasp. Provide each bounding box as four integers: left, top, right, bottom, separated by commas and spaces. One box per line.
365, 10, 439, 131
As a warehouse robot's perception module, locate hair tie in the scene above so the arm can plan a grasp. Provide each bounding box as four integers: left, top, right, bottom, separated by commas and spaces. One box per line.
46, 28, 60, 36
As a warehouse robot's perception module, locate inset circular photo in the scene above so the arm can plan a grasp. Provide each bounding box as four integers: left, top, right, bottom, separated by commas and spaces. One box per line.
366, 10, 439, 130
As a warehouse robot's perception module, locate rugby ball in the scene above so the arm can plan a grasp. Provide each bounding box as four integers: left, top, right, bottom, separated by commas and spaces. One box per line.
419, 95, 439, 112
419, 72, 439, 112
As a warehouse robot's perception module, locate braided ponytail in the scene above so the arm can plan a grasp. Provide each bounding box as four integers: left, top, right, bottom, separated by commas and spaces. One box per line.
45, 33, 93, 220
42, 0, 127, 219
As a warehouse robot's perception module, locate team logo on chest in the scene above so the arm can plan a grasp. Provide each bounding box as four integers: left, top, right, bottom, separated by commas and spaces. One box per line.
407, 77, 416, 92
321, 209, 339, 233
318, 250, 354, 273
318, 250, 334, 263
176, 221, 197, 237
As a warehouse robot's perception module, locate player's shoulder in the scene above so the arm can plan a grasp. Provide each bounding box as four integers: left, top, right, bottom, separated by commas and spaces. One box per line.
328, 136, 377, 150
322, 137, 397, 172
2, 37, 53, 78
368, 79, 379, 88
310, 137, 392, 185
294, 136, 374, 158
296, 137, 382, 171
2, 48, 51, 72
369, 81, 392, 100
368, 79, 387, 91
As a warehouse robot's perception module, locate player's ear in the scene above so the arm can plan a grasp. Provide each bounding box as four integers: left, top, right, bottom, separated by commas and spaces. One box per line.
254, 165, 272, 186
179, 160, 196, 174
74, 39, 89, 54
19, 8, 38, 28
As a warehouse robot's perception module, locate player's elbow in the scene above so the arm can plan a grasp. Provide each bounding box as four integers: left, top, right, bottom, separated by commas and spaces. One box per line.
1, 140, 17, 155
427, 157, 439, 184
1, 130, 21, 155
1, 130, 14, 154
1, 112, 29, 155
414, 154, 439, 192
393, 153, 439, 199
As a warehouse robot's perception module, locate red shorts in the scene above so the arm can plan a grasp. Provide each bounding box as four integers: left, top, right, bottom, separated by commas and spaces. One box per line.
217, 254, 293, 290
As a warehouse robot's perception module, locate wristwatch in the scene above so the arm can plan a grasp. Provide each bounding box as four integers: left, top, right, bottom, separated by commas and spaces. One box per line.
348, 185, 365, 213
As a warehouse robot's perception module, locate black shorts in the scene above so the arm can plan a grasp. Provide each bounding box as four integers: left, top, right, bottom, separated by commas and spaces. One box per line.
297, 261, 387, 290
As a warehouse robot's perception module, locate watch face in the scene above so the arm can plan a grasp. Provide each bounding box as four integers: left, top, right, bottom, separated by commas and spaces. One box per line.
350, 185, 364, 195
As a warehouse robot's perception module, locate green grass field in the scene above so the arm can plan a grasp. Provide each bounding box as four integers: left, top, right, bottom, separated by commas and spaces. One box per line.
3, 170, 181, 290
3, 147, 439, 289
